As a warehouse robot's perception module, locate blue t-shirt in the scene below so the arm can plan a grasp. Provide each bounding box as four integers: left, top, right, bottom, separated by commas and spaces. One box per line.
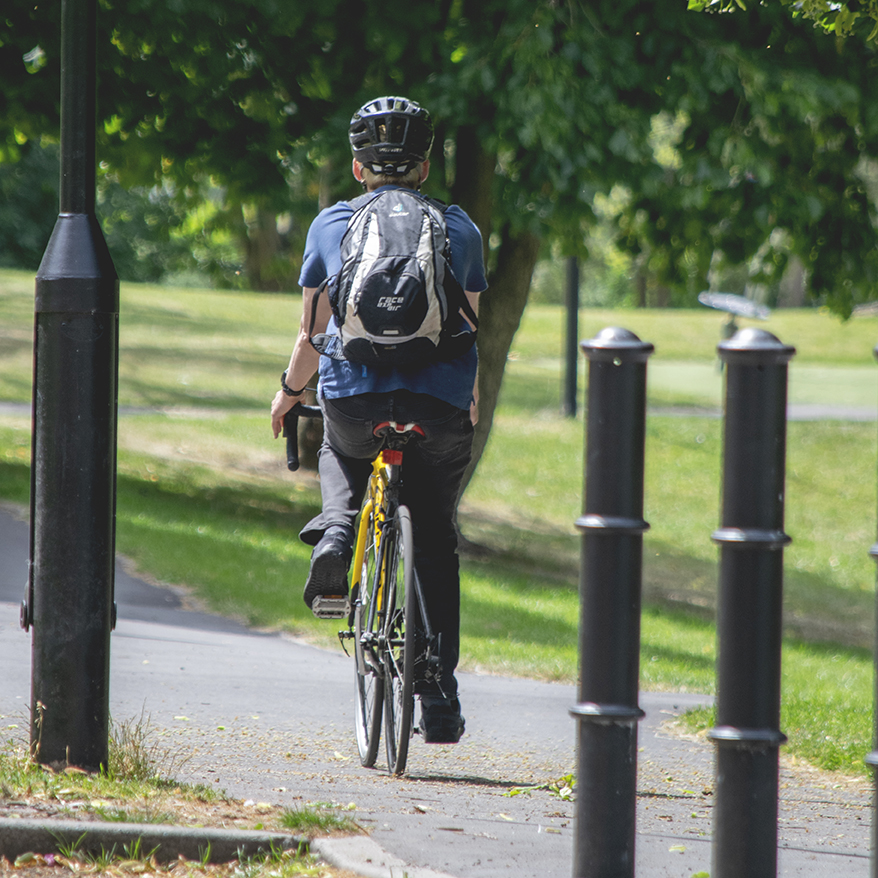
298, 186, 488, 410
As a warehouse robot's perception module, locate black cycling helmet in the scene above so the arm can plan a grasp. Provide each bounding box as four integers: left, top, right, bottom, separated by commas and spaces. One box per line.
349, 96, 434, 175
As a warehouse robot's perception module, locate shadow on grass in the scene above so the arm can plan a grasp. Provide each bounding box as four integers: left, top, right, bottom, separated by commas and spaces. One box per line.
120, 299, 283, 337
460, 509, 875, 652
119, 371, 270, 411
496, 367, 721, 417
0, 457, 324, 632
644, 539, 875, 650
0, 459, 30, 505
113, 470, 322, 629
459, 588, 578, 651
0, 335, 32, 358
640, 639, 715, 676
116, 468, 320, 531
497, 368, 568, 413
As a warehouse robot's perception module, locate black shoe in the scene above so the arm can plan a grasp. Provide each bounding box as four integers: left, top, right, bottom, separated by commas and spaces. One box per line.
419, 697, 465, 744
303, 533, 351, 610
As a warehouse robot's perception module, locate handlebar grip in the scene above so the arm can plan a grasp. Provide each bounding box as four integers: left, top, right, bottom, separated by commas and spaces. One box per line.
282, 402, 323, 473
283, 408, 301, 472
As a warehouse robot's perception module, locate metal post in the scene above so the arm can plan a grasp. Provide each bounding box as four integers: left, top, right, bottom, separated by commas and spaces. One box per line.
23, 0, 119, 771
571, 326, 653, 878
563, 256, 580, 418
709, 328, 794, 878
866, 344, 878, 878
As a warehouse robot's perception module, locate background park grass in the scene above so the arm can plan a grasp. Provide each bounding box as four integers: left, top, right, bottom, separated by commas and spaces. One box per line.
2, 267, 878, 774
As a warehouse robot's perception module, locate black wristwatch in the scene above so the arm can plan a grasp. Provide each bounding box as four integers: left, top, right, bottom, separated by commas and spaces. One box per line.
281, 370, 305, 397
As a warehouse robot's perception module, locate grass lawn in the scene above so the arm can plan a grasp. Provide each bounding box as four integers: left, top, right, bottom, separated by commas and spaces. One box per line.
2, 267, 878, 775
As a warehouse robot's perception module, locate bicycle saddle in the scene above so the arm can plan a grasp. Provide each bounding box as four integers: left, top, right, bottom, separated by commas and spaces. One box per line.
373, 420, 426, 439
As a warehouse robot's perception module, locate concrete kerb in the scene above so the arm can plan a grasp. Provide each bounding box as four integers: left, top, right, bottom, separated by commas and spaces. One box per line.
0, 820, 454, 878
0, 818, 305, 865
311, 836, 458, 878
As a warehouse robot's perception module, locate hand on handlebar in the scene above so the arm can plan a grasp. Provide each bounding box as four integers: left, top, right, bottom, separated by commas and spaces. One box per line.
272, 396, 323, 472
271, 389, 298, 439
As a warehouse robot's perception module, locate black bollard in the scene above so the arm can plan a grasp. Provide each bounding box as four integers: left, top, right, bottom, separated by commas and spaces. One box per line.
571, 327, 653, 878
24, 0, 119, 771
709, 328, 794, 878
866, 345, 878, 878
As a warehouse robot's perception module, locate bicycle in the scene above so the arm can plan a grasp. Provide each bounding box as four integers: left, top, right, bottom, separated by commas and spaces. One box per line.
283, 402, 444, 775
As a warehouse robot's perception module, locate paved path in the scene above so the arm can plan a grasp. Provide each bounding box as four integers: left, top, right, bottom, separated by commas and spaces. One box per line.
0, 505, 872, 877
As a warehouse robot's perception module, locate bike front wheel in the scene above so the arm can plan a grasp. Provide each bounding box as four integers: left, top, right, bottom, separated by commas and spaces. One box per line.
382, 505, 415, 776
353, 501, 384, 767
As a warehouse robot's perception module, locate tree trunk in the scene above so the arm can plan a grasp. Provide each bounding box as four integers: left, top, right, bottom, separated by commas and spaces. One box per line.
451, 125, 495, 250
461, 226, 542, 496
449, 127, 543, 498
243, 203, 282, 291
635, 265, 647, 308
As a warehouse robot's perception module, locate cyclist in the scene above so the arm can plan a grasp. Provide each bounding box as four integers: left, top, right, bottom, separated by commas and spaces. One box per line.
270, 96, 487, 744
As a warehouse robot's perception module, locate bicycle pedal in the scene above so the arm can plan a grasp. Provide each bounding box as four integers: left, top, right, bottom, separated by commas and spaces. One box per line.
311, 596, 351, 619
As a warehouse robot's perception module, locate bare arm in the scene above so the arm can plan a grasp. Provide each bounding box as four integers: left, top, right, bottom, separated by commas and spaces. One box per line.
270, 286, 331, 438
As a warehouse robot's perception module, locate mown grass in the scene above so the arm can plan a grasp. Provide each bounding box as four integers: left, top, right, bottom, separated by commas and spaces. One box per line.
2, 268, 878, 775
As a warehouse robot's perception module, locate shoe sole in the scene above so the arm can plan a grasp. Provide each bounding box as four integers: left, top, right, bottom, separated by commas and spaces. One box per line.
304, 554, 349, 612
420, 722, 465, 744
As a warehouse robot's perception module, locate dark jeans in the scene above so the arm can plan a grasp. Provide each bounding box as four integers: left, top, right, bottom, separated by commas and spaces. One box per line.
300, 391, 474, 698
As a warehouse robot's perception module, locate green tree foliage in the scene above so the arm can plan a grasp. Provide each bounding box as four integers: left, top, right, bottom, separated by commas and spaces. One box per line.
0, 141, 58, 270
690, 0, 878, 44
96, 177, 228, 285
3, 0, 878, 475
4, 0, 877, 309
613, 2, 878, 315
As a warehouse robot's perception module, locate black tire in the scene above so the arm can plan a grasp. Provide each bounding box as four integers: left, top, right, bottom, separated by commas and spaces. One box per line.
383, 505, 416, 776
353, 502, 384, 768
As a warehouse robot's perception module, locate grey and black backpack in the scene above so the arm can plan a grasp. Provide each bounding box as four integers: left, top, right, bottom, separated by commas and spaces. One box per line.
310, 189, 478, 367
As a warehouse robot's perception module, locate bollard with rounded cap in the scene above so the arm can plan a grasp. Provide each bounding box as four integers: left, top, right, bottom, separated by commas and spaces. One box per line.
710, 326, 794, 878
572, 326, 653, 878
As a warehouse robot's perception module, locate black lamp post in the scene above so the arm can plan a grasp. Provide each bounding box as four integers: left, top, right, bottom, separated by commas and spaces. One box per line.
23, 0, 119, 771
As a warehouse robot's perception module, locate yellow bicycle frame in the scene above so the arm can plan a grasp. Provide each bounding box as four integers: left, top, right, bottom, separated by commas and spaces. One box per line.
350, 452, 391, 610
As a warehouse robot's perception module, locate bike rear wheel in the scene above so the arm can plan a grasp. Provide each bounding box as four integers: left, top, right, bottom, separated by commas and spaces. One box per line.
383, 505, 416, 776
353, 502, 384, 767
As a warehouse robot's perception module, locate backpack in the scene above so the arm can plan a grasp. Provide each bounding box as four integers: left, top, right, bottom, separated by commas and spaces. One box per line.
309, 189, 478, 367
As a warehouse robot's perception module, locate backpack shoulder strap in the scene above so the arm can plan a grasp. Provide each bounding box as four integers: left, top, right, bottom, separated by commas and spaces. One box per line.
308, 277, 347, 360
423, 195, 449, 214
307, 277, 330, 341
348, 192, 374, 212
456, 285, 479, 330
